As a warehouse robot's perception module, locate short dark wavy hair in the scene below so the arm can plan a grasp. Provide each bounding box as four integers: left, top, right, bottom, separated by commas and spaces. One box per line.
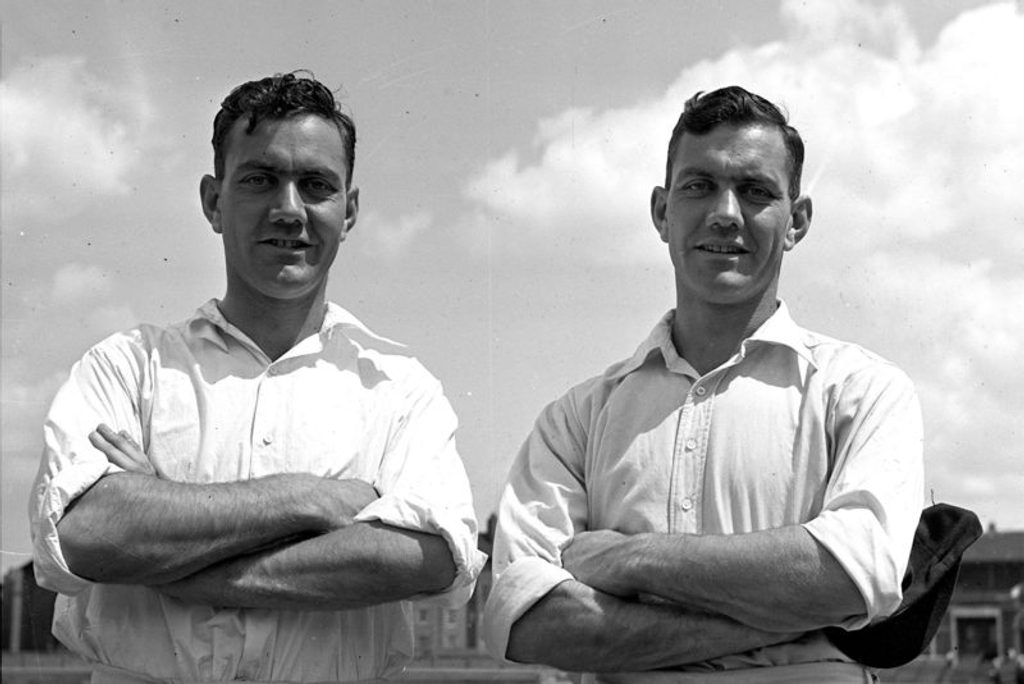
212, 71, 356, 185
665, 86, 804, 200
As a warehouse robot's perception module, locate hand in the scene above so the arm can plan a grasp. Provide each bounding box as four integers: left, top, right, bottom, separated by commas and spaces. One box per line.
561, 529, 639, 598
155, 560, 241, 606
89, 423, 156, 476
310, 478, 380, 531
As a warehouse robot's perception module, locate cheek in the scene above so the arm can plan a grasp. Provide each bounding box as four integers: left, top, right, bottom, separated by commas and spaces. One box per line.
668, 230, 687, 255
751, 215, 789, 246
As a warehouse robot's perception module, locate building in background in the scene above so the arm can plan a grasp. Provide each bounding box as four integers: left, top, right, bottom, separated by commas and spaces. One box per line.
414, 515, 496, 660
933, 526, 1024, 662
2, 562, 62, 653
881, 526, 1024, 684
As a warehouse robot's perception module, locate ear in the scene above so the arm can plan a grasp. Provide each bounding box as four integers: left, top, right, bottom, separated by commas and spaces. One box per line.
784, 195, 812, 251
650, 186, 670, 243
339, 186, 359, 242
200, 175, 223, 234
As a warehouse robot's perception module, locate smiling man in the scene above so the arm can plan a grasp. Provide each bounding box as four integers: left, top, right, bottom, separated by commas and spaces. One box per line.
483, 86, 924, 682
30, 72, 484, 683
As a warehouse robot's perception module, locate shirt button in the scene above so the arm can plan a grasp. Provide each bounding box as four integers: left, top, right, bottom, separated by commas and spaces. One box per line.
262, 435, 273, 445
680, 498, 693, 511
695, 386, 707, 396
684, 438, 697, 451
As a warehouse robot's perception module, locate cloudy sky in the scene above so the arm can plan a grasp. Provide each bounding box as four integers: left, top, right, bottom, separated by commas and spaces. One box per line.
2, 0, 1022, 573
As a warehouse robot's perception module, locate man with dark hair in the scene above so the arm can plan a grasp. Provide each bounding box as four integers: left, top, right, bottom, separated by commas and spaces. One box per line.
483, 85, 923, 682
30, 72, 484, 683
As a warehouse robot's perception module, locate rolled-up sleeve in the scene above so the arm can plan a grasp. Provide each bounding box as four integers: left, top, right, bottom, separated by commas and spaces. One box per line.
30, 339, 142, 595
803, 363, 924, 630
483, 393, 588, 661
355, 369, 485, 607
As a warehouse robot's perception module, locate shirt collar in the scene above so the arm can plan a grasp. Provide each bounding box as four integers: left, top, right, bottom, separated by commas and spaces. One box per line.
741, 300, 818, 369
320, 302, 409, 354
188, 299, 407, 356
611, 310, 696, 380
189, 299, 232, 352
610, 300, 817, 381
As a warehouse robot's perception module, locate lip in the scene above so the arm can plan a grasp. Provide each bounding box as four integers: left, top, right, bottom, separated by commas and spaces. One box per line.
695, 243, 749, 255
259, 238, 313, 250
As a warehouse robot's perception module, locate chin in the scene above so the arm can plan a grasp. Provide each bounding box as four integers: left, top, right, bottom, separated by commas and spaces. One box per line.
687, 283, 766, 308
259, 279, 322, 302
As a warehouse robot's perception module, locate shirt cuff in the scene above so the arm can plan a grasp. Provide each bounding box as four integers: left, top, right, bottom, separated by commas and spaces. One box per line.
482, 556, 573, 661
32, 459, 123, 596
803, 507, 904, 630
355, 493, 486, 606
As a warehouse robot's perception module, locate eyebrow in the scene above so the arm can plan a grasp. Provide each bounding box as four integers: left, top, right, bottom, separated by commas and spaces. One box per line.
234, 161, 343, 183
675, 165, 782, 189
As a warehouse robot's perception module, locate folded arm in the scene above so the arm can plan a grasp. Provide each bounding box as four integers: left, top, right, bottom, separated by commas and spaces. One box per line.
156, 520, 456, 609
58, 425, 378, 585
560, 360, 926, 633
508, 580, 796, 671
563, 525, 864, 633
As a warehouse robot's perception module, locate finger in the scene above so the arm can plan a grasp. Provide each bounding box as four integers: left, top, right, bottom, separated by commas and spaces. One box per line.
96, 421, 144, 454
96, 423, 146, 460
89, 430, 136, 470
89, 428, 154, 475
95, 423, 119, 441
118, 430, 146, 461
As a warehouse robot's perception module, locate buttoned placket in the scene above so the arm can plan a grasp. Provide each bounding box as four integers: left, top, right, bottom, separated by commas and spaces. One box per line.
236, 360, 286, 679
250, 362, 284, 477
668, 381, 695, 533
668, 371, 724, 534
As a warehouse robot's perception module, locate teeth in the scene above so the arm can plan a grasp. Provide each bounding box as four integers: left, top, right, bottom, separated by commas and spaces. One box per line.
267, 239, 307, 248
701, 244, 743, 254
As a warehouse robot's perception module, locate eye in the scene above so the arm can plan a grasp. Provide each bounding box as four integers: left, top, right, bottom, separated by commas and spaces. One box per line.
742, 184, 778, 202
239, 174, 272, 189
302, 177, 337, 196
679, 179, 713, 197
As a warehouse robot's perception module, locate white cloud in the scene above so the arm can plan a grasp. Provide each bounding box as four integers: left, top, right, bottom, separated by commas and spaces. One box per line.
465, 101, 670, 264
464, 1, 1024, 261
461, 0, 1024, 528
780, 0, 920, 60
1, 55, 152, 224
355, 209, 435, 258
50, 262, 114, 303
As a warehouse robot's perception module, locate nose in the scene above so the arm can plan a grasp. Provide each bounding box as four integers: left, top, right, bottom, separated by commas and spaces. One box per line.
268, 181, 306, 227
707, 188, 742, 231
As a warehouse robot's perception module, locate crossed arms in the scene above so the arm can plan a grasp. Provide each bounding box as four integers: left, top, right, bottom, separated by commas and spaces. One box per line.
487, 362, 924, 672
56, 425, 457, 610
504, 527, 861, 671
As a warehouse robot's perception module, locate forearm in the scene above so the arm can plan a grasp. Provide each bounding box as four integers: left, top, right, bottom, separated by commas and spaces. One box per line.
619, 526, 864, 631
58, 472, 376, 584
157, 521, 457, 610
507, 580, 793, 671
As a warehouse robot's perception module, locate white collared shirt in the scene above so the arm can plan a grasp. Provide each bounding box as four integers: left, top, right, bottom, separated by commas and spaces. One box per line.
484, 302, 923, 676
31, 300, 485, 683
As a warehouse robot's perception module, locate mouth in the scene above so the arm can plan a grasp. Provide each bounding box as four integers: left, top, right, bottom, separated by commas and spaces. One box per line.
261, 238, 312, 250
696, 243, 748, 255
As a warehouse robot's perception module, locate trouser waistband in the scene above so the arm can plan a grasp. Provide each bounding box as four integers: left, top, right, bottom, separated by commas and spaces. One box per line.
588, 661, 875, 684
90, 663, 392, 684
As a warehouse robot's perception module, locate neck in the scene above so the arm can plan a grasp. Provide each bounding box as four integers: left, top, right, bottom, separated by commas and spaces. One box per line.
219, 286, 329, 361
672, 290, 778, 376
